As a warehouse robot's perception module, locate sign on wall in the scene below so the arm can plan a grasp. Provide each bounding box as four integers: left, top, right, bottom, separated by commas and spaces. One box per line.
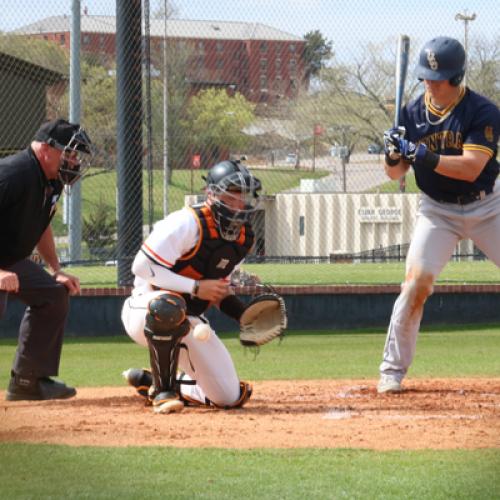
358, 207, 402, 223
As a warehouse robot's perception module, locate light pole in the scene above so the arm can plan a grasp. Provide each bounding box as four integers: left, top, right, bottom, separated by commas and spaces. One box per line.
455, 10, 476, 86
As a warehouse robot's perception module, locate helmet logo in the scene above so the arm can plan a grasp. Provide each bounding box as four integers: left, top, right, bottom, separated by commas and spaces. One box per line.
425, 49, 439, 70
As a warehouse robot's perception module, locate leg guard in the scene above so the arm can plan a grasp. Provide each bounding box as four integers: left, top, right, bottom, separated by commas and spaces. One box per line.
144, 293, 190, 400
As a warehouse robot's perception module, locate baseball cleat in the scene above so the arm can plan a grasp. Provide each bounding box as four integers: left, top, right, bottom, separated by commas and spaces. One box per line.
377, 375, 403, 394
152, 391, 184, 414
122, 368, 152, 398
6, 374, 76, 401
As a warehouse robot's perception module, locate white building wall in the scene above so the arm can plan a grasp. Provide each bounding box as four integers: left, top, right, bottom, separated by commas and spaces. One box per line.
185, 193, 475, 258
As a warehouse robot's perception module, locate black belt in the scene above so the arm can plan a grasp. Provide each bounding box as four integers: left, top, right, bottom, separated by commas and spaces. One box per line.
433, 187, 493, 205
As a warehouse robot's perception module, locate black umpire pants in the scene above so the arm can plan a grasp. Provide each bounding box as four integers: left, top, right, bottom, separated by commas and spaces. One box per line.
0, 259, 69, 378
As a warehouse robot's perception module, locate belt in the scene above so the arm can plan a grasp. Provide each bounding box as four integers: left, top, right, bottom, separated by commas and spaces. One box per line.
434, 188, 493, 205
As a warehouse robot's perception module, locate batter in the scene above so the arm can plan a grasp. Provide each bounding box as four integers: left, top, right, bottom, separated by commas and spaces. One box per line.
379, 36, 500, 393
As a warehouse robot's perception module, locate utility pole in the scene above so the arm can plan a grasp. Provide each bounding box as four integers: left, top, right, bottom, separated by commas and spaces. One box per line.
455, 10, 476, 86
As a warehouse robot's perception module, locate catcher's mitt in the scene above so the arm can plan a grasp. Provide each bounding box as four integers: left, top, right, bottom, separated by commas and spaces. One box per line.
239, 293, 287, 347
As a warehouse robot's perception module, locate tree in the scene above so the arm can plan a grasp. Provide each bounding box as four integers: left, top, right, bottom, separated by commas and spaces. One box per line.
82, 197, 117, 258
184, 88, 256, 163
0, 34, 69, 75
468, 35, 500, 104
303, 30, 333, 82
294, 39, 417, 151
149, 38, 193, 176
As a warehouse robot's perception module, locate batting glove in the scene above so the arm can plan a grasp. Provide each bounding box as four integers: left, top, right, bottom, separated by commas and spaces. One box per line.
383, 126, 406, 166
400, 140, 440, 170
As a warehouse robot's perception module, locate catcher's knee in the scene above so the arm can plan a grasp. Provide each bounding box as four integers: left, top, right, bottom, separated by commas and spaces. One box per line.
212, 381, 253, 409
232, 381, 253, 408
181, 380, 253, 409
145, 292, 190, 340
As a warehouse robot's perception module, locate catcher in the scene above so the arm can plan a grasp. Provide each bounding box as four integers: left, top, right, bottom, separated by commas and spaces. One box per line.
121, 160, 286, 414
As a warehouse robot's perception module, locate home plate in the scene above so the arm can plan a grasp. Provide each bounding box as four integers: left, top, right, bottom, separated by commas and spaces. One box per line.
323, 408, 359, 419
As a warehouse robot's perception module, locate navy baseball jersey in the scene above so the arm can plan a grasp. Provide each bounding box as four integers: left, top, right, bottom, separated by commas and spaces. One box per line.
401, 87, 500, 199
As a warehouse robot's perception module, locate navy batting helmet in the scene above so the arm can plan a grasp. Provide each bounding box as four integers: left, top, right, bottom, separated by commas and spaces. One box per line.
204, 160, 261, 241
416, 37, 466, 86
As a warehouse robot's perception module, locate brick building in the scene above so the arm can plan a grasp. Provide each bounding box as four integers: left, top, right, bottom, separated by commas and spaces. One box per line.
13, 15, 307, 105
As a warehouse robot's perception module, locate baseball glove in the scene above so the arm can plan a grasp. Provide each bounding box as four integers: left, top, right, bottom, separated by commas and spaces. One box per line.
239, 293, 287, 347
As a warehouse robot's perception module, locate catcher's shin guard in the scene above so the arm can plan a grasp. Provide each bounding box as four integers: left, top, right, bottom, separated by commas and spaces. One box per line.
144, 293, 190, 400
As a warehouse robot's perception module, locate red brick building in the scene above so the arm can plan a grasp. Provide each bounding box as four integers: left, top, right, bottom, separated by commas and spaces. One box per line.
13, 15, 307, 105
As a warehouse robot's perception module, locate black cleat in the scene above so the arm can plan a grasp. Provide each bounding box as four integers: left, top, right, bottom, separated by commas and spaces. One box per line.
6, 374, 76, 401
152, 391, 184, 414
122, 368, 153, 398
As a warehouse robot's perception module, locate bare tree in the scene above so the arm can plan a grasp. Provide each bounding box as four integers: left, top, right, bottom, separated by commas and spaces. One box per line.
468, 35, 500, 104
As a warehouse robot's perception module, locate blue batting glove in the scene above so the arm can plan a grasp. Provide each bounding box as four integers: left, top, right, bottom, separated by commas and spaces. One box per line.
399, 140, 431, 165
383, 126, 406, 159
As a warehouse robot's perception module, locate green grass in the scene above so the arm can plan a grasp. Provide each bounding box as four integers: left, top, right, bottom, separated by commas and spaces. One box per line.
375, 171, 419, 193
1, 327, 499, 388
0, 444, 498, 499
1, 327, 499, 499
69, 261, 500, 287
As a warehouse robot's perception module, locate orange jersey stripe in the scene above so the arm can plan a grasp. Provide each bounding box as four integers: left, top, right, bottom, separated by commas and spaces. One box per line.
142, 242, 175, 267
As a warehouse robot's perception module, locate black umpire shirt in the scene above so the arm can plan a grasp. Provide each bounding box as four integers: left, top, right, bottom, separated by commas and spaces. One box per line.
0, 148, 63, 269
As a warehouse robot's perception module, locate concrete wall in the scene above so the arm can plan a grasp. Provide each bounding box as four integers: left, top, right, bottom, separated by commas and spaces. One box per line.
1, 288, 498, 338
185, 193, 475, 258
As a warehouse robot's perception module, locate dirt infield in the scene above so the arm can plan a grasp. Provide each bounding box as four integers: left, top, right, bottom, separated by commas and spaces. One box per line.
1, 378, 499, 450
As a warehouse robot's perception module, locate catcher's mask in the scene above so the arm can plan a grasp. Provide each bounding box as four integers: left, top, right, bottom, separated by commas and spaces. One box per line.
34, 118, 94, 187
204, 160, 261, 241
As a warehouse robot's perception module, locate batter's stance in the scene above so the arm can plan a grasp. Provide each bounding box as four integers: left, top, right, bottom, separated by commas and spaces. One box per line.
121, 160, 261, 413
379, 36, 500, 393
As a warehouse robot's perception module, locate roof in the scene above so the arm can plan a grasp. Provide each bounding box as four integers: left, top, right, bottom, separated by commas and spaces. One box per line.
12, 15, 303, 42
0, 51, 65, 83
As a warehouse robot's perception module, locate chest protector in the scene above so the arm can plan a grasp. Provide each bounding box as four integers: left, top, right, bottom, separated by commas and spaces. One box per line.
170, 204, 254, 316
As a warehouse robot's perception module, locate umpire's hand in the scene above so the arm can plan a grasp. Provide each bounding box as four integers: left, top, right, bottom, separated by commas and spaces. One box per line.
0, 269, 19, 293
53, 270, 81, 295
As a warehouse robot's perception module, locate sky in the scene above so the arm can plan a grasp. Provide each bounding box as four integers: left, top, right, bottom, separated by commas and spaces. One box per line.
2, 0, 499, 62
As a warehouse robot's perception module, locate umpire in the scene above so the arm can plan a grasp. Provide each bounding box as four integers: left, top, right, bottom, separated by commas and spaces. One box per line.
0, 118, 93, 401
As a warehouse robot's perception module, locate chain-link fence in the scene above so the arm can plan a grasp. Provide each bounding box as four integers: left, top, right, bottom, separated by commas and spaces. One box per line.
1, 0, 499, 285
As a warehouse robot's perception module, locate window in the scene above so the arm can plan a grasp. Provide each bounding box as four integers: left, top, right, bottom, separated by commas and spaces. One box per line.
260, 41, 268, 53
60, 34, 65, 45
260, 75, 268, 89
99, 34, 105, 48
260, 58, 268, 70
216, 41, 224, 53
216, 58, 224, 69
275, 57, 281, 69
299, 216, 305, 236
289, 43, 296, 53
82, 34, 90, 45
197, 41, 205, 53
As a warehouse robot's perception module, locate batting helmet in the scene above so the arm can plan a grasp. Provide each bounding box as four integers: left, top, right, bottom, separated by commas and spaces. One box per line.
204, 160, 261, 241
416, 37, 466, 86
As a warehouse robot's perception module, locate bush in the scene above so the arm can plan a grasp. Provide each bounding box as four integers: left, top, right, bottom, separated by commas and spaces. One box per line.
82, 198, 117, 258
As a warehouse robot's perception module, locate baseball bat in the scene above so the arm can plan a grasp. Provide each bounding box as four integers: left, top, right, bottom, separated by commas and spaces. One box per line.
394, 34, 410, 127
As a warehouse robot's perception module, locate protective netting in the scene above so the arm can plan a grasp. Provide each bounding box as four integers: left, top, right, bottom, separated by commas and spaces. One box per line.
1, 1, 498, 285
